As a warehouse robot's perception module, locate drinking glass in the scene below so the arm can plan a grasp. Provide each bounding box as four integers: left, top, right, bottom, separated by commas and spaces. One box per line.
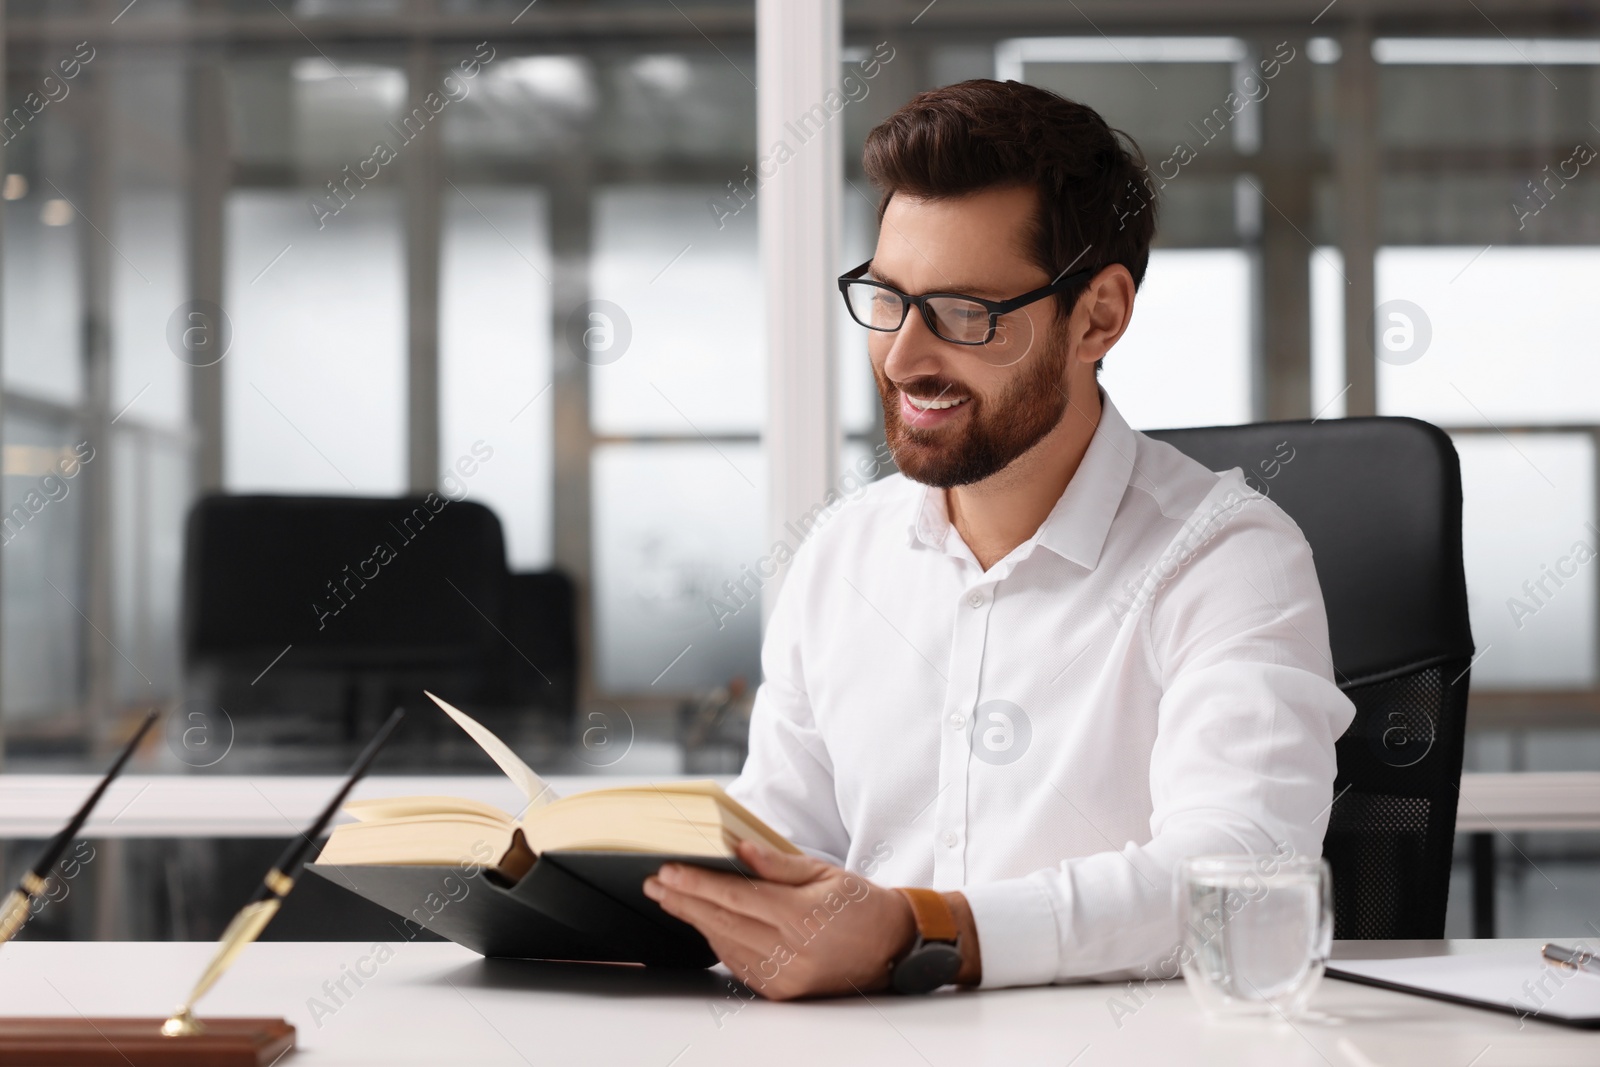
1176, 853, 1332, 1018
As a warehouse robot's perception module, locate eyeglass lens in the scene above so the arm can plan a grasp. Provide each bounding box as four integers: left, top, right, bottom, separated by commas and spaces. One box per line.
843, 284, 992, 345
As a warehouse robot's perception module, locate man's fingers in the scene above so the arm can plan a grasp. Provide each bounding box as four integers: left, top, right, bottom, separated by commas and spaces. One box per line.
646, 878, 788, 961
655, 861, 796, 919
735, 840, 827, 886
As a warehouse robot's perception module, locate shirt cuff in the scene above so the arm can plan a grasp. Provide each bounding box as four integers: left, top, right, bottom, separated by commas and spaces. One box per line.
962, 876, 1060, 989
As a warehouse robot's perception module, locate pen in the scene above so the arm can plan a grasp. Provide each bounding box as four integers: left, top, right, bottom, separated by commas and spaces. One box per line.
162, 707, 405, 1037
1542, 942, 1600, 976
0, 709, 160, 949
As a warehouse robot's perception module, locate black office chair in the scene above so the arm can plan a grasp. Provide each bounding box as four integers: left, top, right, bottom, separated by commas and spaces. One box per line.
182, 494, 577, 754
1148, 417, 1474, 940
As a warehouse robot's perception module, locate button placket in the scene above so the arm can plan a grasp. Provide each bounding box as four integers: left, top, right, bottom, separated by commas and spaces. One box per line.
933, 581, 993, 888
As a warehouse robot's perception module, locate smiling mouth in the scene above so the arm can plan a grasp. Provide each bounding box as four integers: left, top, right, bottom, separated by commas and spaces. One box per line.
904, 394, 970, 412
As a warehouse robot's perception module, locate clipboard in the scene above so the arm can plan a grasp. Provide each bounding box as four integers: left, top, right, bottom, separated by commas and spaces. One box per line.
1329, 950, 1600, 1029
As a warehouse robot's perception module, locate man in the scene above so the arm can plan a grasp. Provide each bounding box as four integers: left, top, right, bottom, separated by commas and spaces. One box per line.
643, 79, 1355, 998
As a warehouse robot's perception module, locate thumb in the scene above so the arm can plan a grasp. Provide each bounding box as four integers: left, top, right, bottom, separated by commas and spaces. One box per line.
738, 839, 827, 885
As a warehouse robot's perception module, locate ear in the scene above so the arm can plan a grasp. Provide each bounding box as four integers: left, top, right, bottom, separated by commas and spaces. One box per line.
1069, 264, 1137, 367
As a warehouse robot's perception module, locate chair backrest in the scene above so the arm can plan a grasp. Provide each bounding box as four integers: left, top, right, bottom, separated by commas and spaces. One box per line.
1147, 417, 1474, 939
184, 493, 509, 671
182, 494, 578, 746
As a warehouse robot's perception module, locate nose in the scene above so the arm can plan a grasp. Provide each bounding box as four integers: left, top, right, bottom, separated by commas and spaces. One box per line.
879, 304, 949, 385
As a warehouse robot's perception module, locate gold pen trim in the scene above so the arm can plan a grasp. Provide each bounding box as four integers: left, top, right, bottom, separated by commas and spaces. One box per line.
20, 871, 47, 896
0, 889, 33, 946
162, 897, 283, 1037
264, 869, 294, 897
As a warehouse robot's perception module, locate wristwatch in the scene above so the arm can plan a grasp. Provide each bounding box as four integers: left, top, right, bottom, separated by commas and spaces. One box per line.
890, 887, 964, 994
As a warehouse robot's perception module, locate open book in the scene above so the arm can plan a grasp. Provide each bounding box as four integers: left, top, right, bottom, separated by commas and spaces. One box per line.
308, 693, 795, 967
318, 775, 796, 878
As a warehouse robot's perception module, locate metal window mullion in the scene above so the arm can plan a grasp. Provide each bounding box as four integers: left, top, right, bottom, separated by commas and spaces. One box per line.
406, 35, 442, 494
0, 0, 7, 770
549, 169, 595, 713
1256, 35, 1314, 420
80, 53, 117, 759
187, 47, 227, 492
80, 45, 125, 945
1337, 20, 1379, 418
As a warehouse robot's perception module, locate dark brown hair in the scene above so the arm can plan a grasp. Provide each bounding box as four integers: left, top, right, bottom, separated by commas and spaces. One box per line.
862, 79, 1156, 322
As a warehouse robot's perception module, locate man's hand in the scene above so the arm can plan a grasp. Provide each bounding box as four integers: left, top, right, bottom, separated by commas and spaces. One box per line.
643, 840, 915, 1000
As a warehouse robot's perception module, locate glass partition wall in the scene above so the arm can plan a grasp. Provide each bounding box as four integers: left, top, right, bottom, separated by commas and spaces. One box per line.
0, 0, 1597, 939
0, 2, 768, 773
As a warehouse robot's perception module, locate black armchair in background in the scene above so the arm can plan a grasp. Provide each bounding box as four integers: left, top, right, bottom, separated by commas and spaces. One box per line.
182, 494, 576, 757
1149, 416, 1474, 941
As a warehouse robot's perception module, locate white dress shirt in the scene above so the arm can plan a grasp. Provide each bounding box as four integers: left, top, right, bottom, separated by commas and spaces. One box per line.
728, 392, 1356, 988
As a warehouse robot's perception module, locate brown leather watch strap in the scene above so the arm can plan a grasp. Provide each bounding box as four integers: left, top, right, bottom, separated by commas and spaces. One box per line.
897, 887, 959, 943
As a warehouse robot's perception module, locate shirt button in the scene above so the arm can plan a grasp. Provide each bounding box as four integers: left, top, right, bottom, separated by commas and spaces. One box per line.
967, 592, 984, 608
939, 831, 959, 848
949, 712, 965, 729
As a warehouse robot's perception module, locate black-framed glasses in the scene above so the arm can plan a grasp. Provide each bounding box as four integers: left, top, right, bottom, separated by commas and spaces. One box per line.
837, 259, 1097, 347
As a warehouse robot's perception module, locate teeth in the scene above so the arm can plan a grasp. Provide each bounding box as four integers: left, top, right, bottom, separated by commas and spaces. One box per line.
907, 395, 969, 411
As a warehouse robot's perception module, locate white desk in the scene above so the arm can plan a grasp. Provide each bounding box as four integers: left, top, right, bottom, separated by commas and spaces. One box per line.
3, 771, 1596, 838
1455, 773, 1600, 832
0, 939, 1596, 1065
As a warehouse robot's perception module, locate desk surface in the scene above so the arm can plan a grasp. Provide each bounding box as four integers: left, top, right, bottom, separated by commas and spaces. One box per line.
5, 771, 1598, 838
1, 940, 1597, 1066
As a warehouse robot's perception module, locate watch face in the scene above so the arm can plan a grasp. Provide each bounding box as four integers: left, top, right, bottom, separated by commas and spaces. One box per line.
892, 942, 964, 994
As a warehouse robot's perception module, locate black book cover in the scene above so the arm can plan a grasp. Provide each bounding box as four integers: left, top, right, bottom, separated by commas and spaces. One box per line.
308, 852, 748, 967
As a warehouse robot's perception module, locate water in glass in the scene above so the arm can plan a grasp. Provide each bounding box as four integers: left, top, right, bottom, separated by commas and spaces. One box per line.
1178, 854, 1331, 1018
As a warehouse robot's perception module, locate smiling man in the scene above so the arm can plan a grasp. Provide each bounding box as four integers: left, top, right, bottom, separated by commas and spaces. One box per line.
643, 80, 1355, 998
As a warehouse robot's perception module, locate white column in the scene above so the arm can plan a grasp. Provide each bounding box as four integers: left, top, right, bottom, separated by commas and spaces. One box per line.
757, 0, 841, 623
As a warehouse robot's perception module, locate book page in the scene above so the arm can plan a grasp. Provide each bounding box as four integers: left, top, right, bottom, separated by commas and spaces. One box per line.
534, 780, 799, 855
343, 795, 514, 824
425, 691, 559, 812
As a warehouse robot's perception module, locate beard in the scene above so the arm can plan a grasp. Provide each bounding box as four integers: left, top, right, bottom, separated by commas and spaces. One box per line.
874, 329, 1071, 489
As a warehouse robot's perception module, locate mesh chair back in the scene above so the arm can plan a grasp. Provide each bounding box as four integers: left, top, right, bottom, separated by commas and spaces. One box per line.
1148, 417, 1473, 939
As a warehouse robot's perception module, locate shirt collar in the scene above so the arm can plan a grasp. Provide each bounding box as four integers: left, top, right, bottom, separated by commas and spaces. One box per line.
905, 389, 1137, 572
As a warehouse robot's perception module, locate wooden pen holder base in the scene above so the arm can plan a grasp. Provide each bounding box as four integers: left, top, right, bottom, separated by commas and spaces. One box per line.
0, 1017, 294, 1066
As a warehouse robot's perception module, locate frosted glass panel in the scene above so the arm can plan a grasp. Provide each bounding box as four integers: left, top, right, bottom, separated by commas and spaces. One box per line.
839, 188, 878, 436
440, 185, 554, 570
1011, 49, 1250, 158
592, 442, 764, 693
589, 187, 763, 435
1310, 247, 1347, 420
2, 200, 82, 404
112, 190, 189, 429
111, 430, 187, 704
224, 189, 406, 494
1377, 247, 1600, 425
291, 59, 406, 171
444, 55, 595, 160
1, 415, 86, 721
1455, 433, 1596, 689
1099, 248, 1253, 430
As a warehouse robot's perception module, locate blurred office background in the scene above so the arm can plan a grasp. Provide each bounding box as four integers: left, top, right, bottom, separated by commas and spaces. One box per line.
1, 0, 1598, 939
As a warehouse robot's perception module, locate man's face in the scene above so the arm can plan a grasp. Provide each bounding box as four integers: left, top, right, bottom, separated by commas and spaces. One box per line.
867, 185, 1075, 489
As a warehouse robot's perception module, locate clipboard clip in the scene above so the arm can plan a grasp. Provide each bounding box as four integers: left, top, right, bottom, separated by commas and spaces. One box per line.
1541, 942, 1600, 976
